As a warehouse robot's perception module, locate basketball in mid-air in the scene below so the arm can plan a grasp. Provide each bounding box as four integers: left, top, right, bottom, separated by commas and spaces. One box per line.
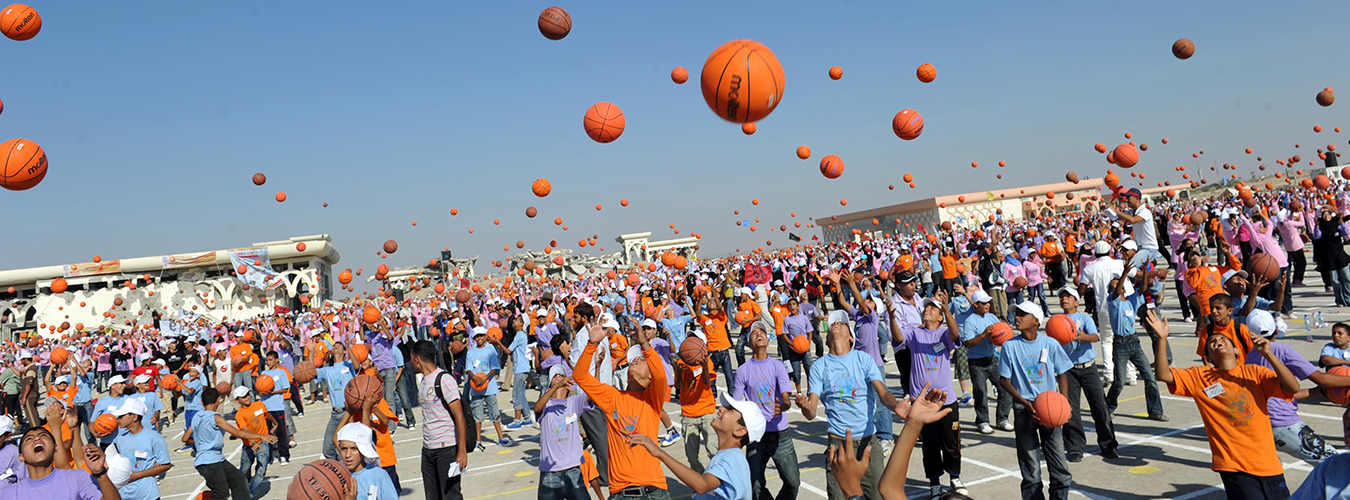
916, 63, 936, 83
1171, 38, 1194, 59
537, 6, 571, 40
700, 40, 785, 124
819, 155, 844, 179
583, 102, 625, 143
1, 4, 41, 41
1, 138, 46, 191
671, 67, 688, 84
1112, 143, 1139, 168
892, 109, 924, 140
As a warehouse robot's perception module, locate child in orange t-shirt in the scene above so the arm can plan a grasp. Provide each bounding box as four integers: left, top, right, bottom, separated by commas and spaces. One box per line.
674, 348, 717, 473
1148, 309, 1301, 499
232, 388, 276, 495
1196, 294, 1254, 364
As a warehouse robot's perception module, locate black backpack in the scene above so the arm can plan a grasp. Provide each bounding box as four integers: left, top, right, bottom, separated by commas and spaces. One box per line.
434, 371, 477, 453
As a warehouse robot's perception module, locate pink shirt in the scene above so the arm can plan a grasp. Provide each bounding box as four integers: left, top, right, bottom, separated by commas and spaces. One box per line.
1245, 218, 1289, 268
1277, 217, 1306, 252
1022, 259, 1047, 287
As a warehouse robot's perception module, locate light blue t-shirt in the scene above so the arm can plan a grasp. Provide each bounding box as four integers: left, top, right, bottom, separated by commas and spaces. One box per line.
259, 368, 290, 412
112, 428, 170, 500
91, 395, 128, 444
509, 334, 531, 374
692, 449, 751, 500
465, 343, 501, 396
316, 361, 356, 410
662, 314, 693, 348
808, 350, 883, 438
392, 346, 405, 368
1289, 452, 1350, 500
1107, 292, 1145, 338
1232, 295, 1273, 323
73, 374, 92, 404
352, 465, 400, 500
183, 376, 206, 411
997, 333, 1072, 401
1063, 312, 1099, 365
191, 410, 226, 467
960, 311, 1002, 359
130, 391, 164, 430
1320, 343, 1350, 365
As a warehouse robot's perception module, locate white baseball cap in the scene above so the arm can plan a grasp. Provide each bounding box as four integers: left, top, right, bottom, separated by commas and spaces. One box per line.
53, 375, 70, 386
1121, 240, 1138, 251
720, 392, 766, 443
641, 319, 658, 329
133, 374, 152, 385
1092, 241, 1111, 255
0, 416, 13, 435
110, 397, 148, 417
827, 310, 851, 326
1014, 301, 1045, 322
232, 386, 251, 399
107, 374, 127, 386
105, 443, 133, 489
970, 290, 993, 303
336, 422, 380, 460
547, 364, 568, 381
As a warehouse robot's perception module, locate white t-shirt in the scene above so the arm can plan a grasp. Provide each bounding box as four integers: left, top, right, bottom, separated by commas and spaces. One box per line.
568, 326, 613, 386
212, 357, 233, 386
1132, 206, 1159, 250
1080, 257, 1132, 313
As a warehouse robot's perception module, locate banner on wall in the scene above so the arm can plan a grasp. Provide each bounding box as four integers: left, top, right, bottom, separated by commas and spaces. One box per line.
63, 260, 122, 278
228, 248, 285, 291
163, 251, 218, 269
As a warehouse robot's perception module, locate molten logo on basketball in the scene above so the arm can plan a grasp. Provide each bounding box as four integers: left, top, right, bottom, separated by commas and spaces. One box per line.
725, 75, 741, 120
12, 10, 34, 33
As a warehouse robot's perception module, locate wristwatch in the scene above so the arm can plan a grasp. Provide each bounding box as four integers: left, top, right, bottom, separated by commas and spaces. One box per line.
847, 496, 863, 500
91, 468, 108, 478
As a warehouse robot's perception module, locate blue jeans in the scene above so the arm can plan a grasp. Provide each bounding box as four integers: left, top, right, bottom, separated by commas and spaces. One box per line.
417, 325, 430, 342
379, 367, 400, 420
511, 373, 529, 413
322, 409, 344, 460
709, 349, 735, 396
1028, 284, 1048, 316
1014, 405, 1072, 500
735, 326, 750, 365
1331, 265, 1350, 306
1006, 290, 1023, 322
1128, 247, 1163, 269
1106, 335, 1164, 417
184, 409, 198, 451
872, 397, 894, 442
241, 441, 271, 496
539, 467, 590, 500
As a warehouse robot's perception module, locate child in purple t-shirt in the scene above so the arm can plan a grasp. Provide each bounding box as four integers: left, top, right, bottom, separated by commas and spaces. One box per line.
534, 365, 589, 500
888, 290, 967, 498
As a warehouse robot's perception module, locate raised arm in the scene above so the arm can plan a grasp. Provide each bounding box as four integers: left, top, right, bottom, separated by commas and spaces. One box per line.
1143, 310, 1174, 385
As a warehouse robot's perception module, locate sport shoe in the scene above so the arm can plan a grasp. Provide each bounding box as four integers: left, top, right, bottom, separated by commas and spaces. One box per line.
879, 439, 895, 457
289, 440, 297, 448
408, 422, 417, 430
1066, 454, 1083, 463
498, 437, 513, 447
957, 393, 972, 406
950, 478, 969, 496
1100, 448, 1119, 459
1148, 413, 1170, 422
929, 485, 945, 499
997, 421, 1014, 432
476, 441, 487, 452
659, 430, 681, 447
505, 421, 527, 431
978, 423, 994, 435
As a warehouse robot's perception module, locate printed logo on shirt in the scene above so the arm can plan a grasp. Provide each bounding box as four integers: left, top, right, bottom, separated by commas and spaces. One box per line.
610, 410, 640, 436
828, 372, 865, 404
1218, 390, 1258, 428
1020, 356, 1048, 385
550, 416, 574, 444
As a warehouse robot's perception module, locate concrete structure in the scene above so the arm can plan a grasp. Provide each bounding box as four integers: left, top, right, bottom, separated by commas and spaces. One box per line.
0, 235, 340, 340
616, 232, 699, 264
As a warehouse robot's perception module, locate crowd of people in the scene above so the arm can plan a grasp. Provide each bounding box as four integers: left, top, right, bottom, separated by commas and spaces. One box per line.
0, 180, 1348, 500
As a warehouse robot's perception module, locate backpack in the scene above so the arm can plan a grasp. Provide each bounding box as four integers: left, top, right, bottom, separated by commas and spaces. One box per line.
434, 371, 477, 453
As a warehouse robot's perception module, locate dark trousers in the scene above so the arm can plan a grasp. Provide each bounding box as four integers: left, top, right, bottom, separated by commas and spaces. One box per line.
288, 384, 304, 414
1218, 471, 1290, 500
421, 446, 463, 500
539, 467, 590, 500
1063, 364, 1117, 457
383, 465, 401, 493
197, 460, 251, 500
1013, 405, 1072, 500
709, 349, 735, 396
968, 356, 1011, 426
579, 406, 611, 487
269, 410, 289, 459
919, 403, 961, 480
1175, 279, 1197, 320
1288, 249, 1307, 283
747, 430, 800, 500
1047, 262, 1066, 291
1106, 336, 1164, 417
2, 394, 18, 421
894, 347, 912, 397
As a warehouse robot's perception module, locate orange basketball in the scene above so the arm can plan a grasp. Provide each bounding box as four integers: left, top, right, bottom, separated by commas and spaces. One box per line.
1104, 173, 1121, 188
362, 306, 380, 324
1033, 391, 1072, 428
820, 155, 844, 179
1, 138, 47, 191
1325, 366, 1350, 405
1171, 38, 1195, 60
294, 360, 318, 384
344, 374, 383, 409
828, 66, 843, 80
455, 289, 471, 303
671, 66, 688, 84
1113, 143, 1139, 168
790, 335, 810, 354
700, 39, 785, 123
583, 102, 625, 143
1, 4, 40, 41
741, 122, 756, 135
50, 347, 69, 365
92, 413, 117, 436
537, 6, 571, 40
796, 145, 810, 159
252, 172, 266, 185
215, 381, 231, 395
916, 63, 936, 83
382, 239, 398, 254
1249, 253, 1281, 282
532, 178, 552, 197
1315, 174, 1332, 190
892, 109, 924, 140
679, 336, 708, 366
255, 374, 275, 394
160, 374, 181, 392
989, 322, 1015, 346
287, 459, 355, 500
1046, 314, 1078, 345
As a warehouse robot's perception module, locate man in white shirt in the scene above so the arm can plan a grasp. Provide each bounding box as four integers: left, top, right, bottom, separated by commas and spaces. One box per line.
1110, 188, 1163, 268
1078, 240, 1137, 386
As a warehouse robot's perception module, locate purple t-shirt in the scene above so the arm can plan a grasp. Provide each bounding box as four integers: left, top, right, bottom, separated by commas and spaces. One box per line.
0, 468, 101, 500
1244, 343, 1317, 427
536, 323, 560, 349
538, 394, 588, 472
850, 310, 884, 367
733, 358, 793, 432
899, 326, 959, 406
651, 338, 674, 387
364, 329, 400, 371
540, 355, 572, 378
783, 314, 812, 343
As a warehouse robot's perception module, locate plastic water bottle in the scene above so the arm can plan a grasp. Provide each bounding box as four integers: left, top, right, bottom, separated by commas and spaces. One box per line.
1304, 315, 1311, 332
1318, 311, 1326, 329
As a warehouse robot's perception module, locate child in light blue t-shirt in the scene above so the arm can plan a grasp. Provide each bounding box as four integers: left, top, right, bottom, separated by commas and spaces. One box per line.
628, 392, 765, 500
1319, 322, 1350, 369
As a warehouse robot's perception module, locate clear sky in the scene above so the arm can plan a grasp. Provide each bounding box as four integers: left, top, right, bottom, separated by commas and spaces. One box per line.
3, 1, 1347, 295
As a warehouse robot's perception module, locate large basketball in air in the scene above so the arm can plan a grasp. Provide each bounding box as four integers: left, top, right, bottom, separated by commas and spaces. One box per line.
51, 347, 69, 365
293, 360, 318, 384
679, 336, 708, 366
344, 374, 383, 409
892, 109, 924, 140
1033, 390, 1071, 428
362, 306, 380, 324
537, 7, 571, 40
1, 138, 46, 191
1171, 38, 1194, 60
916, 63, 936, 83
1325, 366, 1350, 405
700, 40, 785, 123
1249, 253, 1281, 282
820, 155, 844, 179
1045, 314, 1078, 345
1112, 143, 1139, 168
583, 102, 625, 143
1, 4, 41, 41
288, 459, 355, 500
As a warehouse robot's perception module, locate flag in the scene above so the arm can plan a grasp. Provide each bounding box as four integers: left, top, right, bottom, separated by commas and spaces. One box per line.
987, 191, 995, 201
811, 235, 819, 241
789, 232, 801, 242
744, 264, 772, 285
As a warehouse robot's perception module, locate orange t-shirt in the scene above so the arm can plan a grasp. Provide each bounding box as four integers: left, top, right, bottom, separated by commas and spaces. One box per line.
940, 255, 959, 280
735, 301, 762, 328
574, 344, 668, 492
770, 305, 788, 336
230, 344, 258, 375
674, 359, 716, 418
1168, 364, 1291, 476
43, 421, 74, 469
1040, 242, 1062, 262
699, 311, 731, 352
365, 400, 399, 467
1186, 256, 1239, 317
235, 401, 271, 447
609, 334, 630, 368
1197, 321, 1255, 360
49, 384, 77, 408
279, 367, 293, 399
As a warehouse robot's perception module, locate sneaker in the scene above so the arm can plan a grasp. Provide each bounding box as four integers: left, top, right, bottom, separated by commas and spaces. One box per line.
498, 437, 513, 447
1100, 448, 1120, 459
407, 422, 417, 430
289, 440, 297, 448
950, 478, 969, 496
279, 457, 289, 465
957, 393, 972, 406
177, 445, 193, 454
659, 430, 680, 447
1148, 413, 1170, 422
476, 441, 488, 452
929, 485, 945, 499
296, 412, 305, 418
978, 423, 994, 435
505, 421, 527, 431
1126, 379, 1138, 386
879, 439, 895, 457
1293, 282, 1305, 287
996, 421, 1014, 432
1067, 454, 1083, 463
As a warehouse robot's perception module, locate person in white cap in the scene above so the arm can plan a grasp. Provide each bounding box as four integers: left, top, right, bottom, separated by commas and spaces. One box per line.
109, 397, 172, 500
0, 415, 20, 484
534, 364, 591, 500
797, 308, 906, 500
90, 375, 132, 452
1053, 288, 1119, 462
734, 320, 800, 500
127, 374, 164, 432
629, 392, 760, 500
178, 366, 206, 453
957, 289, 1013, 434
231, 386, 276, 497
999, 302, 1073, 500
183, 385, 277, 500
465, 326, 510, 449
337, 422, 399, 500
635, 317, 680, 447
733, 287, 763, 365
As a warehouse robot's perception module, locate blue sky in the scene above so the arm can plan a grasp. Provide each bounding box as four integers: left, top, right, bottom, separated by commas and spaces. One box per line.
2, 1, 1347, 294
